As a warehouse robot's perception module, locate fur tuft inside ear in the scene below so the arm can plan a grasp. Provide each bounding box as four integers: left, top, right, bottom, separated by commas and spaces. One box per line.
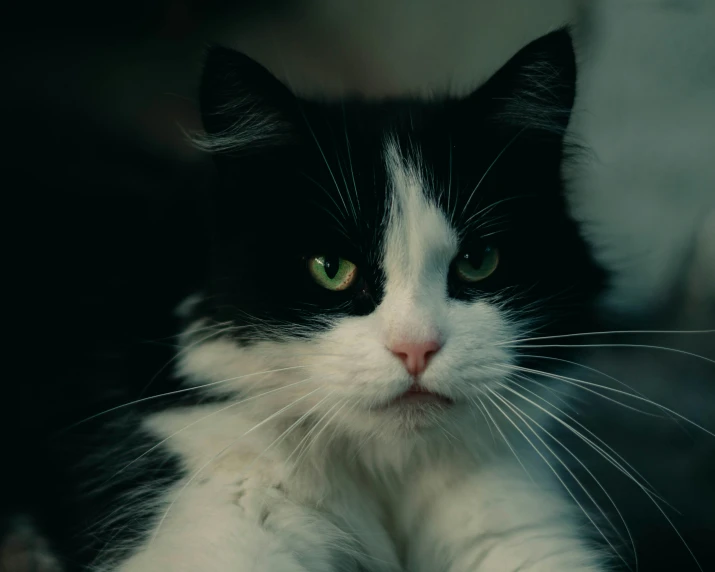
195, 46, 298, 155
478, 29, 577, 137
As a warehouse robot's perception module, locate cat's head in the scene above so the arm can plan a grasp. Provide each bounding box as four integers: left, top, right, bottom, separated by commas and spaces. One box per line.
181, 29, 605, 438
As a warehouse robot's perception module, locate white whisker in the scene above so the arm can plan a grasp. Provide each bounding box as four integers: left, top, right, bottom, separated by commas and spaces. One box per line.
503, 372, 669, 507
499, 364, 715, 438
459, 126, 529, 219
62, 366, 308, 431
502, 342, 715, 367
494, 382, 639, 568
498, 329, 715, 346
485, 389, 631, 570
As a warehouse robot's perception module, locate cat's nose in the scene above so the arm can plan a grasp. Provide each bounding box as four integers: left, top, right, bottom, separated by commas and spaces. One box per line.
389, 340, 441, 376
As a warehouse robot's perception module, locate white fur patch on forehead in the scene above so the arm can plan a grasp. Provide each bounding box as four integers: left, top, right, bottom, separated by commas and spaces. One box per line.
383, 138, 458, 292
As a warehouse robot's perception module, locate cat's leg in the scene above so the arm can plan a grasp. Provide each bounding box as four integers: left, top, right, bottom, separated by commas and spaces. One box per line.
401, 460, 610, 572
108, 470, 347, 572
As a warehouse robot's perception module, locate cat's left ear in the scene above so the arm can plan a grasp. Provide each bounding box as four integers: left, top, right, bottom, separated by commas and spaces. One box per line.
197, 46, 299, 155
471, 28, 577, 138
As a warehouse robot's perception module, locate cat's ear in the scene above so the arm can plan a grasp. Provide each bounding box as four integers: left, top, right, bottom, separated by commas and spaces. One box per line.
471, 29, 577, 138
197, 46, 298, 155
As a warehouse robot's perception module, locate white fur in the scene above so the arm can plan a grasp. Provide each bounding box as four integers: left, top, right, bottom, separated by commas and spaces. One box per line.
110, 139, 607, 571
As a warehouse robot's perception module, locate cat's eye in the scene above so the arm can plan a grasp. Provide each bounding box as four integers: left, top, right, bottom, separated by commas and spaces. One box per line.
454, 246, 499, 283
308, 255, 358, 291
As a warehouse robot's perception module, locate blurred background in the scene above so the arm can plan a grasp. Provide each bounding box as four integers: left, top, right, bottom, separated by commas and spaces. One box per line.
2, 0, 714, 570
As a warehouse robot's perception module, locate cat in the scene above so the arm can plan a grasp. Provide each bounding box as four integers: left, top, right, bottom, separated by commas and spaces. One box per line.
4, 29, 614, 571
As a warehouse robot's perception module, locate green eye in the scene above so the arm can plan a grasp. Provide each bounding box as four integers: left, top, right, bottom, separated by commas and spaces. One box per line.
454, 246, 499, 283
308, 255, 358, 291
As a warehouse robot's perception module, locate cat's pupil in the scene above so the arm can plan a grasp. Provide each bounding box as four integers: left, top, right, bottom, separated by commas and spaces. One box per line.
324, 256, 340, 279
463, 250, 484, 268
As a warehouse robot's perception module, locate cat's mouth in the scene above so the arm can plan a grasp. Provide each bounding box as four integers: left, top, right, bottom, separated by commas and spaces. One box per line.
386, 383, 454, 407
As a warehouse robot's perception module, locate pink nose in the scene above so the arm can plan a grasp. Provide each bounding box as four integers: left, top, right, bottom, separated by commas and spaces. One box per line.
389, 340, 441, 376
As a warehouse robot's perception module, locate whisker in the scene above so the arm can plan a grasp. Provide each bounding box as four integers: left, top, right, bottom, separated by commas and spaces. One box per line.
499, 329, 715, 346
502, 343, 715, 367
100, 377, 318, 486
504, 372, 669, 507
502, 379, 705, 571
289, 397, 349, 472
518, 354, 686, 430
342, 104, 360, 216
459, 126, 529, 219
463, 388, 535, 483
331, 127, 358, 224
62, 366, 308, 431
138, 323, 237, 398
490, 365, 663, 418
500, 364, 715, 438
485, 389, 631, 570
300, 114, 352, 222
494, 382, 641, 569
300, 172, 350, 232
241, 390, 337, 476
456, 387, 497, 444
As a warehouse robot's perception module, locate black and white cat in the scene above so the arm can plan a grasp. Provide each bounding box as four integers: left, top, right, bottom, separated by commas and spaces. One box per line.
8, 29, 614, 571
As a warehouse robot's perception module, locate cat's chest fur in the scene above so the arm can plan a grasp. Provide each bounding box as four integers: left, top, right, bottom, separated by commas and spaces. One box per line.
146, 404, 492, 571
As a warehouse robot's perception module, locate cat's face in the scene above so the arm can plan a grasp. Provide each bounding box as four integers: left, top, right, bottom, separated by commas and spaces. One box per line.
181, 30, 605, 438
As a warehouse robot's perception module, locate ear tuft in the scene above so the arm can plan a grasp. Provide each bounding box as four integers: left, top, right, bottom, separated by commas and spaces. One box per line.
195, 46, 297, 155
481, 29, 577, 137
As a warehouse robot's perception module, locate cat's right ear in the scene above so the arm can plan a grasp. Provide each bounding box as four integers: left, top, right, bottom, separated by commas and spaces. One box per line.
197, 46, 299, 156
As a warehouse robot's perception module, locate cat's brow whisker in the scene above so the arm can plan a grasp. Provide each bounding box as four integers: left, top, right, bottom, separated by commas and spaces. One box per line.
300, 172, 350, 228
151, 385, 325, 544
499, 329, 715, 345
459, 126, 529, 219
482, 391, 630, 570
447, 135, 455, 221
310, 201, 353, 239
330, 126, 359, 224
300, 113, 353, 223
461, 194, 530, 230
341, 104, 360, 216
62, 366, 308, 431
490, 385, 637, 568
499, 364, 715, 441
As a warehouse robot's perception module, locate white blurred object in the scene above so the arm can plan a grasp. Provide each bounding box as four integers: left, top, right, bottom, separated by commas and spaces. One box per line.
569, 0, 715, 315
